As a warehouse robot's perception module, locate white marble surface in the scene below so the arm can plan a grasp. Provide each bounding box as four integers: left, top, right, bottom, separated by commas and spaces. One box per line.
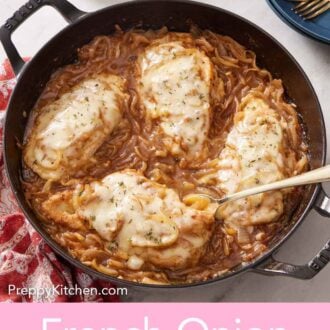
0, 0, 329, 302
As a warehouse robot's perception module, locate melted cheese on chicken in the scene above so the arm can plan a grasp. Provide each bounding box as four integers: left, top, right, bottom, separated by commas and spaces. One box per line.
42, 170, 215, 270
215, 97, 288, 238
24, 75, 127, 181
138, 39, 213, 158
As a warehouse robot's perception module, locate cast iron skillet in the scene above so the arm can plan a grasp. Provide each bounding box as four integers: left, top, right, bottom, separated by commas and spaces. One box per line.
0, 0, 329, 288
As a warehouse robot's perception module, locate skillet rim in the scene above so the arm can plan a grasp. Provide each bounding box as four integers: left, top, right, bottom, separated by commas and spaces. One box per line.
3, 0, 327, 289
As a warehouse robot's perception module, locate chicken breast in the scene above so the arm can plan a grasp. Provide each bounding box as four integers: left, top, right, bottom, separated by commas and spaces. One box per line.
24, 74, 127, 181
138, 37, 216, 159
41, 170, 215, 270
214, 96, 289, 240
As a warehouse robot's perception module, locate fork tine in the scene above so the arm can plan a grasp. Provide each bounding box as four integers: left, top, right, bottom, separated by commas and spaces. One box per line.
294, 0, 322, 13
303, 1, 330, 19
298, 0, 329, 14
293, 0, 316, 10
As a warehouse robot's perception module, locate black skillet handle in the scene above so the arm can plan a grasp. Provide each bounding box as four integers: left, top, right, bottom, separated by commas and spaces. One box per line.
0, 0, 86, 76
254, 186, 330, 279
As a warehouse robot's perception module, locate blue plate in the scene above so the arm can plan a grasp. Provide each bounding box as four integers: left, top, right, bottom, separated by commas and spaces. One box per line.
267, 0, 330, 44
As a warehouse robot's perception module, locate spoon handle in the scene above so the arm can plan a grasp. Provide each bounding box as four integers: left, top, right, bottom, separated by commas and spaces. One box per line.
220, 164, 330, 204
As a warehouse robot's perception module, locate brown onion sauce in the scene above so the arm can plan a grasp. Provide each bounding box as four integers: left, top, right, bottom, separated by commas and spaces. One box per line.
22, 27, 307, 283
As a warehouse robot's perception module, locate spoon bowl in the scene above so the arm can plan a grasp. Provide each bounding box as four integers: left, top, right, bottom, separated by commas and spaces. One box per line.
189, 164, 330, 219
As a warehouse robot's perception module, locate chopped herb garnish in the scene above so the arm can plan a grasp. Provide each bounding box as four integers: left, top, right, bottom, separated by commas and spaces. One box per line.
108, 240, 118, 252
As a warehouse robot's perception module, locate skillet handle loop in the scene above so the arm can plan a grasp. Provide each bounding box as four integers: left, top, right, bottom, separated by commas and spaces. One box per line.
314, 186, 330, 217
254, 240, 330, 279
0, 0, 86, 76
254, 186, 330, 279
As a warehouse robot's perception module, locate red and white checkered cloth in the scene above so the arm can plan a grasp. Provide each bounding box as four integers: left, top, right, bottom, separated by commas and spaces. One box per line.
0, 59, 119, 302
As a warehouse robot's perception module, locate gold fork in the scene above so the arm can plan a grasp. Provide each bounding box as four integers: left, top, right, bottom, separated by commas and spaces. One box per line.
292, 0, 330, 20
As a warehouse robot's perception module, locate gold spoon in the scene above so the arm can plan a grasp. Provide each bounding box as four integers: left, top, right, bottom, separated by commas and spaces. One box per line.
195, 164, 330, 219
